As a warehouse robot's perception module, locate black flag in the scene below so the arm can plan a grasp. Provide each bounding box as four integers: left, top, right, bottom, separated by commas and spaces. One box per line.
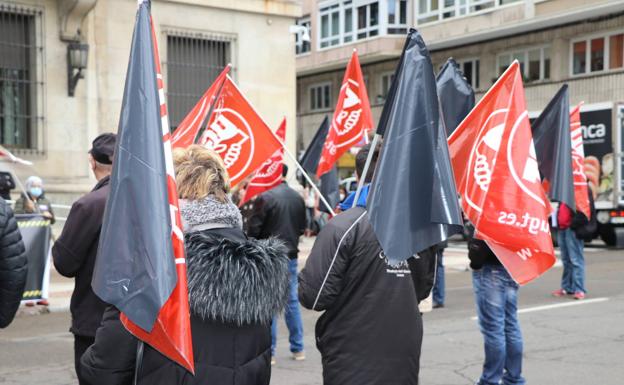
92, 1, 177, 332
367, 29, 463, 264
436, 58, 475, 136
319, 166, 340, 214
299, 116, 330, 176
531, 84, 575, 211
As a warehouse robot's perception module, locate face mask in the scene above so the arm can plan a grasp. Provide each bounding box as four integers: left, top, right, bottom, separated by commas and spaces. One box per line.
30, 187, 42, 198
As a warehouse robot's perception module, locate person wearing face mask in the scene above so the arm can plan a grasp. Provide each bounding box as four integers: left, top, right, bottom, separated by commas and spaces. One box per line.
14, 176, 55, 224
52, 133, 116, 385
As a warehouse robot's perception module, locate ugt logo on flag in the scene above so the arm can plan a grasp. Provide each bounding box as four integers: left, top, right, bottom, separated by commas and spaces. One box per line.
199, 105, 253, 180
317, 50, 372, 177
449, 61, 555, 285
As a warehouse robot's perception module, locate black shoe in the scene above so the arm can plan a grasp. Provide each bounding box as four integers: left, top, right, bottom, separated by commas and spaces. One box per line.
432, 303, 445, 309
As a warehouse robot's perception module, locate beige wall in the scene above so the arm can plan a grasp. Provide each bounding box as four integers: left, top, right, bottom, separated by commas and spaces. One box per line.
4, 0, 300, 201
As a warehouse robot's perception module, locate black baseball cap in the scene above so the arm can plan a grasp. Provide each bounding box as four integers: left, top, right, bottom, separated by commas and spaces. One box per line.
89, 133, 117, 165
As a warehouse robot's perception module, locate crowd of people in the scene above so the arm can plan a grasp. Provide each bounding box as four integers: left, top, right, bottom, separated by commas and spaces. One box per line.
0, 132, 597, 385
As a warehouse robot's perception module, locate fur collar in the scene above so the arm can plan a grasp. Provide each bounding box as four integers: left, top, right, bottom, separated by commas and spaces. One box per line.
180, 196, 242, 231
185, 230, 289, 325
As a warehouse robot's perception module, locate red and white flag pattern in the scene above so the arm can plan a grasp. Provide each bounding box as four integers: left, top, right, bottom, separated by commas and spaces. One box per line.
317, 50, 373, 177
570, 103, 591, 219
170, 66, 230, 149
240, 118, 286, 205
172, 76, 282, 187
448, 61, 555, 285
120, 17, 194, 374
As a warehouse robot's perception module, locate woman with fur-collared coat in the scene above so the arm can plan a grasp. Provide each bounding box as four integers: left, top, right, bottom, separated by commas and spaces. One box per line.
80, 145, 290, 385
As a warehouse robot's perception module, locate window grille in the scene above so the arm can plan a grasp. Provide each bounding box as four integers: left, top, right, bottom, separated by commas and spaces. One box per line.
0, 3, 44, 150
166, 32, 233, 130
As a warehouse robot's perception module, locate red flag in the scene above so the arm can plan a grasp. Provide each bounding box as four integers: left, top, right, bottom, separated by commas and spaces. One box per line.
448, 61, 555, 285
172, 76, 282, 187
317, 50, 373, 177
120, 16, 194, 373
240, 118, 286, 205
570, 103, 591, 219
170, 65, 230, 149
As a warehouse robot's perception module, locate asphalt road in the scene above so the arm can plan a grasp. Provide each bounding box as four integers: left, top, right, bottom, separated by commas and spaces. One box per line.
1, 241, 623, 385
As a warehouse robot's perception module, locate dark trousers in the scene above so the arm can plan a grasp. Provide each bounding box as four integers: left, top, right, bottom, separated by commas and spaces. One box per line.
74, 335, 95, 384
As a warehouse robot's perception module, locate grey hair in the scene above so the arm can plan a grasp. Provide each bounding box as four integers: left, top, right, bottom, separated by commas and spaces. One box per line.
25, 176, 43, 190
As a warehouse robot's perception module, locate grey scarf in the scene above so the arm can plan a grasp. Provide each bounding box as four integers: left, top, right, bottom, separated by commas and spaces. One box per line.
179, 195, 242, 232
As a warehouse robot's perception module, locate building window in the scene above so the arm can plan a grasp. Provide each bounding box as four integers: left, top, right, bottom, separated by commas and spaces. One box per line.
379, 72, 394, 100
309, 83, 332, 111
388, 0, 408, 34
296, 17, 311, 55
571, 31, 624, 76
0, 5, 43, 150
497, 46, 550, 82
356, 1, 379, 40
319, 1, 388, 49
457, 58, 480, 89
417, 0, 522, 25
166, 33, 232, 130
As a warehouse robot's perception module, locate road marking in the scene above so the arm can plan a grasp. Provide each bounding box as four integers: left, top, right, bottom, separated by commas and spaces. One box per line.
470, 297, 609, 320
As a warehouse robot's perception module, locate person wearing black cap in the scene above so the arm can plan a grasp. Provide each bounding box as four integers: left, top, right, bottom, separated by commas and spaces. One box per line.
52, 133, 116, 385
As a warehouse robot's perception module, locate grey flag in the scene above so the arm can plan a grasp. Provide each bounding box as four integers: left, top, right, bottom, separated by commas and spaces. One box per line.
367, 29, 463, 264
531, 84, 575, 211
92, 2, 177, 332
436, 58, 475, 137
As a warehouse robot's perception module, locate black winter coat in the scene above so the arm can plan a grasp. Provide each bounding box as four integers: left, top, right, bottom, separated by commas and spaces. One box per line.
246, 182, 306, 258
571, 190, 597, 241
52, 176, 110, 337
0, 200, 26, 328
80, 226, 289, 385
299, 207, 435, 385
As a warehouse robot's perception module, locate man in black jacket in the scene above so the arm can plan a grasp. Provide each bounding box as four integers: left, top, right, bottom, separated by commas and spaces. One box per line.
0, 199, 26, 328
298, 144, 435, 385
52, 133, 116, 384
246, 164, 307, 363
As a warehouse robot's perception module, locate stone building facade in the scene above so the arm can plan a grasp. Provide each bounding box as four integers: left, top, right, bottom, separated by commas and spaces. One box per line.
0, 0, 301, 204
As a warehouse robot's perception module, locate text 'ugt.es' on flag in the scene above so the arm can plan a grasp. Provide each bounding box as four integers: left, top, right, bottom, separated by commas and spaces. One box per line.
316, 50, 373, 178
448, 60, 555, 285
240, 118, 286, 205
172, 76, 282, 187
92, 0, 194, 373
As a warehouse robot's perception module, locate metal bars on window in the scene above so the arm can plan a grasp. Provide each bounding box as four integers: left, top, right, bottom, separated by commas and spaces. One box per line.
0, 4, 43, 150
166, 32, 233, 130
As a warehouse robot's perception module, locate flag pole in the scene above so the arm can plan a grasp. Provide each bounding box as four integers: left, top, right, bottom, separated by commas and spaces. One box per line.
274, 136, 336, 216
351, 133, 380, 208
192, 67, 230, 144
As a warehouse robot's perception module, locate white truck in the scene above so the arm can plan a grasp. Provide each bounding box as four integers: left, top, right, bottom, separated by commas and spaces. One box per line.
577, 102, 624, 247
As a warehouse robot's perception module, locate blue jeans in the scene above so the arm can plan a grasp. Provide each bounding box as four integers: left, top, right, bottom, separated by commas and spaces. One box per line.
271, 258, 304, 355
433, 250, 445, 306
473, 265, 525, 385
558, 228, 586, 294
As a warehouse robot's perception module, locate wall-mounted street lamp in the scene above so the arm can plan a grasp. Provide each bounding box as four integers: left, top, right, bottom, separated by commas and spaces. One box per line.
67, 42, 89, 97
